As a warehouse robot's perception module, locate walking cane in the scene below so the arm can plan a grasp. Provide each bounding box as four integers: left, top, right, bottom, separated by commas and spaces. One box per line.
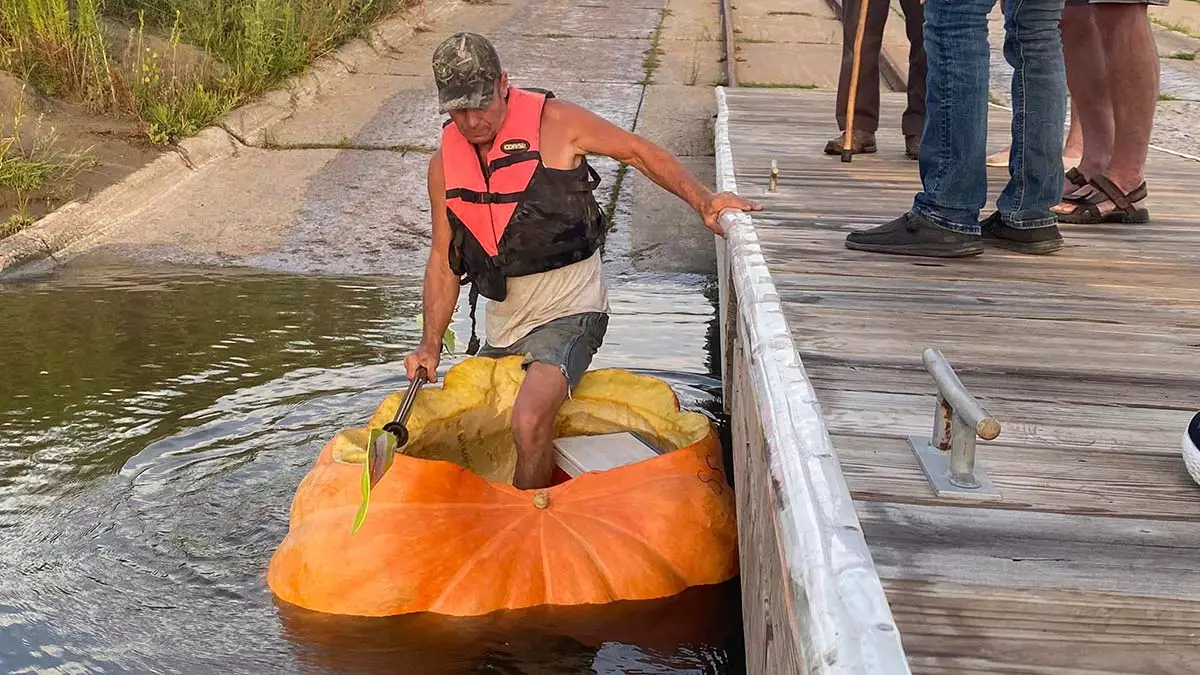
842, 0, 872, 163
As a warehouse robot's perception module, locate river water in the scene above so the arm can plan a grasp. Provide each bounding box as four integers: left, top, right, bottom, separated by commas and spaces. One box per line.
0, 259, 745, 674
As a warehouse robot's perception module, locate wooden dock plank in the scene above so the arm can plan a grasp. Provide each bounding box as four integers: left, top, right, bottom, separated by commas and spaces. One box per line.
887, 581, 1200, 675
821, 389, 1193, 456
721, 86, 1200, 671
834, 433, 1200, 521
803, 357, 1197, 411
857, 502, 1200, 601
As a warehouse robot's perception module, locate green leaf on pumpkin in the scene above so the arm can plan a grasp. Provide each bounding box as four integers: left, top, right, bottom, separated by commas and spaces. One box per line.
351, 456, 371, 534
351, 427, 388, 534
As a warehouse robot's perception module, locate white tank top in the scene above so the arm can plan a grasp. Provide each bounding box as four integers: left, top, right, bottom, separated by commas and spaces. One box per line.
483, 250, 608, 348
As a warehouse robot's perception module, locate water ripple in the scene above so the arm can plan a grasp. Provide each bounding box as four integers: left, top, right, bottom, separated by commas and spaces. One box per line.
0, 262, 741, 674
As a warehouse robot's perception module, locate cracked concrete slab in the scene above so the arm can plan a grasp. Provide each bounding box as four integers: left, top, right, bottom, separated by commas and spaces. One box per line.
241, 150, 434, 275
734, 15, 841, 44
654, 38, 725, 86
629, 155, 717, 274
264, 75, 435, 148
518, 80, 645, 127
336, 31, 469, 77
268, 77, 643, 149
661, 0, 723, 40
66, 147, 433, 276
733, 0, 833, 21
735, 42, 842, 87
732, 0, 829, 16
490, 35, 653, 84
635, 85, 715, 156
352, 31, 654, 83
496, 0, 664, 39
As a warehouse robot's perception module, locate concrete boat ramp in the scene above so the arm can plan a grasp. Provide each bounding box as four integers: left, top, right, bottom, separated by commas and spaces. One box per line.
715, 87, 1200, 673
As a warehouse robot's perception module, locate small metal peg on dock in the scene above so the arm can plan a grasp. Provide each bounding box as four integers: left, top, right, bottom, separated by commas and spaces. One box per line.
768, 160, 778, 192
908, 347, 1002, 501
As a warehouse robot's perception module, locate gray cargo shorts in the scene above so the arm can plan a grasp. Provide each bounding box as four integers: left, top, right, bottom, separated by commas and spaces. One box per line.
477, 312, 609, 392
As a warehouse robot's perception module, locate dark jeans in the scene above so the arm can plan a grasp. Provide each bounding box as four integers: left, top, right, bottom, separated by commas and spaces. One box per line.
911, 0, 1067, 232
836, 0, 928, 137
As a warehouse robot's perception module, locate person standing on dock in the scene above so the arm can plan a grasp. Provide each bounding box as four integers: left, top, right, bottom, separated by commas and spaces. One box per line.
1051, 0, 1164, 224
843, 0, 1068, 257
826, 0, 928, 160
403, 33, 760, 490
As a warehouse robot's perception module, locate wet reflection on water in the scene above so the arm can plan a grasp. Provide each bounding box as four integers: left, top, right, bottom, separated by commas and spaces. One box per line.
0, 262, 743, 674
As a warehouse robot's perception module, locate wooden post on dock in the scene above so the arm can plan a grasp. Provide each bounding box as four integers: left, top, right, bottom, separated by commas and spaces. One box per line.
842, 0, 871, 162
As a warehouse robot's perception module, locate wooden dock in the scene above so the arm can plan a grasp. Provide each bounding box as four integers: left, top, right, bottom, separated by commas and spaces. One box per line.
715, 87, 1200, 674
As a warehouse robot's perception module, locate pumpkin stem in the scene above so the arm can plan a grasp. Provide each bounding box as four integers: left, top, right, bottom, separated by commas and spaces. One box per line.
533, 492, 551, 509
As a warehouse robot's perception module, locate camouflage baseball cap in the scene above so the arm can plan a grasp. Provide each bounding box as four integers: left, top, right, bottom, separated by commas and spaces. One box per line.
431, 32, 503, 112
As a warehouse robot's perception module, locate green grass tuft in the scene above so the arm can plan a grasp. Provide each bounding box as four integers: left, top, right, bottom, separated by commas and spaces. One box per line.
1, 83, 95, 235
1150, 16, 1200, 38
1, 0, 412, 145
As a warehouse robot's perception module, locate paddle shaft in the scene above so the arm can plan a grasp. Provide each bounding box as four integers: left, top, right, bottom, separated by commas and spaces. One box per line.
367, 368, 429, 489
384, 367, 428, 442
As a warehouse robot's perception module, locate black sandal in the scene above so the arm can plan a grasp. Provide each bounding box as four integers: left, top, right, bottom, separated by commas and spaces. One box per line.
1055, 174, 1150, 224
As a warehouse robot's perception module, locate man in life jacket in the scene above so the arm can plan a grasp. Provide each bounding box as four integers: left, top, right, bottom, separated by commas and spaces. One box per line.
403, 32, 760, 489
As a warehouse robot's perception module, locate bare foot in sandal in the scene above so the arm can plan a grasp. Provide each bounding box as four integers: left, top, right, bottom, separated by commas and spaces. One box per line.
1055, 174, 1150, 224
1053, 167, 1092, 213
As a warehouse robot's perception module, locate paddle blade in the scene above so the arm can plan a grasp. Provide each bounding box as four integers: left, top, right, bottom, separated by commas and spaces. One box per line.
366, 427, 395, 488
352, 428, 394, 534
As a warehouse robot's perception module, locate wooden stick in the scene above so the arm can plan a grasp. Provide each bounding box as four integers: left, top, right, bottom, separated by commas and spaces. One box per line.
842, 0, 871, 163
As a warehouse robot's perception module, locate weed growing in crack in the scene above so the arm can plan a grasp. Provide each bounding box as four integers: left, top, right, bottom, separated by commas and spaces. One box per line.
602, 163, 629, 231
686, 41, 701, 86
637, 5, 669, 85
1, 84, 95, 236
1150, 16, 1200, 38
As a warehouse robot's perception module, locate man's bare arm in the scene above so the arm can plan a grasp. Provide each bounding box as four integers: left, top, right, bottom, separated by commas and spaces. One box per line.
405, 150, 460, 382
421, 150, 460, 350
549, 99, 761, 233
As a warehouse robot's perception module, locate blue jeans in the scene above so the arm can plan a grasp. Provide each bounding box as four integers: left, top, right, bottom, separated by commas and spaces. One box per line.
911, 0, 1066, 233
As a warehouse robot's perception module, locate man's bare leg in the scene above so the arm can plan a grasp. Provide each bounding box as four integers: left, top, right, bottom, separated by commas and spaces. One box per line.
1056, 3, 1114, 209
1095, 3, 1158, 195
510, 362, 568, 489
986, 102, 1084, 168
1064, 98, 1084, 162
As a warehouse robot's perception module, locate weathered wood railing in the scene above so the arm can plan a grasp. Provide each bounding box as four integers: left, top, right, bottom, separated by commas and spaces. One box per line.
713, 86, 910, 675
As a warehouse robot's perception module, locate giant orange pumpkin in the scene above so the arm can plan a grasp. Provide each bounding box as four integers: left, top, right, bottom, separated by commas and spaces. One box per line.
267, 355, 739, 617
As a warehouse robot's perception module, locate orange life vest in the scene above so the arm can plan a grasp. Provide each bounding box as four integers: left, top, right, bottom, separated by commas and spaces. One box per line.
441, 87, 606, 310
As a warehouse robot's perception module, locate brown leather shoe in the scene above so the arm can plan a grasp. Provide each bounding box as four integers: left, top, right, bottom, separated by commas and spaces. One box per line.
824, 130, 877, 156
905, 134, 921, 160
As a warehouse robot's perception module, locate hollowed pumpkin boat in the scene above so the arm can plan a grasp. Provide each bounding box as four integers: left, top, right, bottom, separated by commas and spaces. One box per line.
267, 355, 739, 617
